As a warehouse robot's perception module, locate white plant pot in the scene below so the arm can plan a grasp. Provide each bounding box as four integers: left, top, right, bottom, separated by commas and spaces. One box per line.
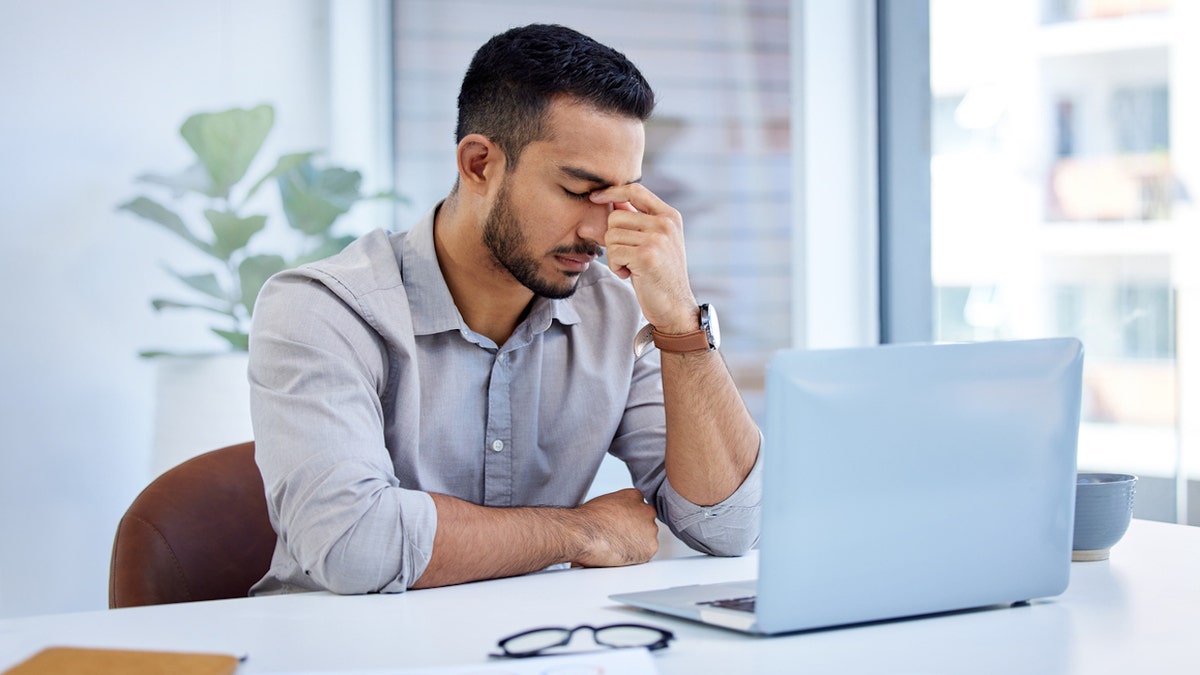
151, 352, 252, 476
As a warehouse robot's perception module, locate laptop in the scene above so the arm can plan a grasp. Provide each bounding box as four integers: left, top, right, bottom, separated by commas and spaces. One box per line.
611, 338, 1084, 635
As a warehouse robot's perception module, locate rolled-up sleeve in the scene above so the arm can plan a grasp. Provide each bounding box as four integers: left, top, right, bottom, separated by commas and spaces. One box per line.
249, 271, 434, 594
657, 438, 762, 556
611, 348, 763, 558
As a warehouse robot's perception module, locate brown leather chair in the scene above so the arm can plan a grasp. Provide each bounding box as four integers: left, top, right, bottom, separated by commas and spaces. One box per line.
109, 441, 278, 608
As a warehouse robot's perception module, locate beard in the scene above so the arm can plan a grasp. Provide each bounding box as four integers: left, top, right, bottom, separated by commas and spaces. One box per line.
482, 183, 600, 300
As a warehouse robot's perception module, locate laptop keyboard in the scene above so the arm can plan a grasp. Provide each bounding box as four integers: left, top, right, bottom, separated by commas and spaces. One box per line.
698, 595, 757, 613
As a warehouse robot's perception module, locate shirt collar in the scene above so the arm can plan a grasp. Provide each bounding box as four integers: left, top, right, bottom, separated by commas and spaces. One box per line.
402, 204, 582, 339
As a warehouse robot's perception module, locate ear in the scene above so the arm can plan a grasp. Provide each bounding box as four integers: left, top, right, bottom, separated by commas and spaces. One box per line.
455, 134, 505, 196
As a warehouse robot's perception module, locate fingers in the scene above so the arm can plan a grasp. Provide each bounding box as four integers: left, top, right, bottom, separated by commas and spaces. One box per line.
594, 187, 681, 279
573, 488, 659, 567
591, 184, 680, 231
604, 236, 670, 281
590, 183, 696, 332
592, 185, 683, 257
590, 183, 669, 216
587, 488, 656, 520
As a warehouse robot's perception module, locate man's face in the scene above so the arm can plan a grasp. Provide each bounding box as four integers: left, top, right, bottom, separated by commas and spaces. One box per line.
481, 98, 645, 299
482, 180, 592, 299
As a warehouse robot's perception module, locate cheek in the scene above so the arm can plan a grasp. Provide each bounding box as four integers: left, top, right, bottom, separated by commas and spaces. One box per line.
518, 190, 592, 242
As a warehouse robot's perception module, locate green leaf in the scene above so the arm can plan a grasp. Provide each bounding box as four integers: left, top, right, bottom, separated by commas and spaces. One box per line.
138, 350, 169, 358
180, 104, 275, 200
243, 151, 317, 203
238, 254, 287, 315
365, 189, 406, 203
118, 196, 217, 257
162, 268, 227, 302
150, 298, 236, 317
211, 328, 250, 351
204, 209, 267, 260
136, 163, 217, 198
278, 164, 364, 235
138, 349, 232, 359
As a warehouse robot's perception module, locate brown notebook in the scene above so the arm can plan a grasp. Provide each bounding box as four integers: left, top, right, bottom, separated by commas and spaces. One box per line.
3, 646, 240, 675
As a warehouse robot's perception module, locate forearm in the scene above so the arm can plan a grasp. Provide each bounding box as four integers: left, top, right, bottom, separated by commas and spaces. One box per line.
589, 183, 759, 508
660, 349, 760, 506
412, 494, 578, 588
411, 488, 657, 589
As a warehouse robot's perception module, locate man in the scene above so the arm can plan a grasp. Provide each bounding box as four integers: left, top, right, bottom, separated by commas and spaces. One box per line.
248, 23, 761, 595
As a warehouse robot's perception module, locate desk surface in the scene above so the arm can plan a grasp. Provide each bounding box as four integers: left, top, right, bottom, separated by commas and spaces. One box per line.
2, 519, 1198, 674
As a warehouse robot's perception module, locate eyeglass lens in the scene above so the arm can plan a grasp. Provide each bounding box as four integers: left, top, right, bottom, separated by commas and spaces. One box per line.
501, 628, 574, 655
593, 625, 668, 649
499, 623, 672, 657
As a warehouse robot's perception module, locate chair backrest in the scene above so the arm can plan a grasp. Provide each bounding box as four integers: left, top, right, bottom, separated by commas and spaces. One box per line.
109, 441, 278, 608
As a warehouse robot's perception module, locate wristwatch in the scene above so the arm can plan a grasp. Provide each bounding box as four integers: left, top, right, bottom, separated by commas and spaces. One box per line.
633, 304, 721, 357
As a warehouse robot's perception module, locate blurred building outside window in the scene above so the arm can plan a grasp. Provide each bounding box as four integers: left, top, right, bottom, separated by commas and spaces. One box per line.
931, 0, 1199, 522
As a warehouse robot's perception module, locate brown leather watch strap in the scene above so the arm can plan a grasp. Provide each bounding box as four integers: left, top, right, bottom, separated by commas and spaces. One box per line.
651, 327, 711, 354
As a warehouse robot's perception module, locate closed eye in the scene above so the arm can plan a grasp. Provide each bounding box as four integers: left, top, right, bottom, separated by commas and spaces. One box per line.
563, 187, 592, 200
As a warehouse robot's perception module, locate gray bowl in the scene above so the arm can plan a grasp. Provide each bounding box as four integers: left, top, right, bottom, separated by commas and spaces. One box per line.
1072, 473, 1137, 561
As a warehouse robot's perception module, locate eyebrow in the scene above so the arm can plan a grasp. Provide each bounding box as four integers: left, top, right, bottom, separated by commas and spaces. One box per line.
559, 165, 643, 188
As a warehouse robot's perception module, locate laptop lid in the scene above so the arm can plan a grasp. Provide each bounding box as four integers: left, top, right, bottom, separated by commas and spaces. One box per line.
754, 338, 1084, 633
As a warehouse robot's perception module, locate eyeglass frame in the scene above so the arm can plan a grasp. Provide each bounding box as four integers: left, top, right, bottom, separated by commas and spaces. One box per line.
492, 622, 676, 659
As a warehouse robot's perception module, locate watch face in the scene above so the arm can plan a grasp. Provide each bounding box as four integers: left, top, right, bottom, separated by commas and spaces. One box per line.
702, 304, 721, 350
633, 323, 656, 358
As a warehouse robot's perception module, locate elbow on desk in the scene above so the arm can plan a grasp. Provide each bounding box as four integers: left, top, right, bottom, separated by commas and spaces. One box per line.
671, 517, 761, 558
701, 530, 760, 558
291, 535, 414, 595
270, 466, 435, 595
310, 571, 406, 596
279, 497, 426, 596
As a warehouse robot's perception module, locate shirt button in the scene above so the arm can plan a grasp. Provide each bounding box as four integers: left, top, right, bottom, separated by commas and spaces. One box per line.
491, 439, 505, 452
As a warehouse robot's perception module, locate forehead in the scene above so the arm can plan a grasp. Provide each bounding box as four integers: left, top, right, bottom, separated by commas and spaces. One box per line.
519, 97, 646, 186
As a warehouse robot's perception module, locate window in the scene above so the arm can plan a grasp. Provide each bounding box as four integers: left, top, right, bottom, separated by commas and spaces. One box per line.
925, 0, 1197, 523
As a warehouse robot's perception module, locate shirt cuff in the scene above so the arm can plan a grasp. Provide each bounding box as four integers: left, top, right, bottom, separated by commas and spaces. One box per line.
657, 433, 763, 556
384, 489, 438, 592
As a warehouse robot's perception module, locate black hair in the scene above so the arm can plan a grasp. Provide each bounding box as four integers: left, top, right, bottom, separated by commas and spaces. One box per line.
456, 24, 655, 168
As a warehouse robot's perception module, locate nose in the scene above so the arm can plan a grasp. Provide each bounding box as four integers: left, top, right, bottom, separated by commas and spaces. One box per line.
577, 200, 611, 245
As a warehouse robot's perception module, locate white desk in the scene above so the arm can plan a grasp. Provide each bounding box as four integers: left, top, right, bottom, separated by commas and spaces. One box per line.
2, 519, 1197, 674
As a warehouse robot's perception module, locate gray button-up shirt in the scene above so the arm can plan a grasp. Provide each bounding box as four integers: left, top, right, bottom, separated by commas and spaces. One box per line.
248, 207, 762, 595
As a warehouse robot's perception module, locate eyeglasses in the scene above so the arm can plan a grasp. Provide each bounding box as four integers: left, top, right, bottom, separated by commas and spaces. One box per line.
493, 622, 675, 659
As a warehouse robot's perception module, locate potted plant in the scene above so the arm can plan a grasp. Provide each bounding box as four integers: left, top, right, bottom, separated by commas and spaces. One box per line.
119, 103, 394, 472
119, 103, 393, 356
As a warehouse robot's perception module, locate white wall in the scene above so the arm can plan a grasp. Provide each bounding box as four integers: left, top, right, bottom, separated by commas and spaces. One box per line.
0, 0, 332, 618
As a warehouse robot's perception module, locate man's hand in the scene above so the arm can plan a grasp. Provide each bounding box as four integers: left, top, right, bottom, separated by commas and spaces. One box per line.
570, 488, 659, 567
592, 185, 760, 515
412, 488, 659, 589
590, 185, 699, 335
